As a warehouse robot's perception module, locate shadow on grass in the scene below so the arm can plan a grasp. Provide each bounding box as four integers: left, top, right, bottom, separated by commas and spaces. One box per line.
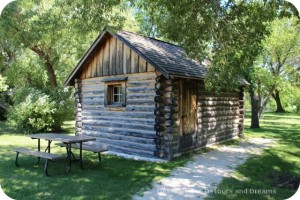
207, 113, 300, 200
0, 142, 191, 200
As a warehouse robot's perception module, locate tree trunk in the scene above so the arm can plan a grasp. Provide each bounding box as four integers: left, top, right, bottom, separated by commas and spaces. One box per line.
272, 89, 285, 113
30, 46, 57, 88
249, 86, 260, 128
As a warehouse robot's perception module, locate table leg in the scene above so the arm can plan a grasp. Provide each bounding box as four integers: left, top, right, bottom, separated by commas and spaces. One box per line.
66, 143, 72, 173
45, 140, 51, 153
79, 142, 83, 169
36, 139, 41, 164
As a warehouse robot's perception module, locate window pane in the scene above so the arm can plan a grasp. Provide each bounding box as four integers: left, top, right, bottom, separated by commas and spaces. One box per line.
113, 85, 122, 103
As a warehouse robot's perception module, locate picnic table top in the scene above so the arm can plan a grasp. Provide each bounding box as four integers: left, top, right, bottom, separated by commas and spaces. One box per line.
27, 133, 96, 143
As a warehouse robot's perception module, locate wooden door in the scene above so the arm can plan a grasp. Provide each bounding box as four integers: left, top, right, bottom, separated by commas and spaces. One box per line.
178, 79, 197, 151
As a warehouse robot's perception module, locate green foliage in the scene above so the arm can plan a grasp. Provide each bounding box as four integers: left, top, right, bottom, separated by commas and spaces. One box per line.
7, 87, 73, 133
0, 0, 131, 132
252, 17, 300, 112
0, 75, 8, 92
136, 0, 297, 91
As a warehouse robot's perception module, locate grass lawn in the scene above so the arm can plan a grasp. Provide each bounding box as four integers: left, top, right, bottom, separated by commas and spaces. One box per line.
1, 113, 299, 200
0, 121, 191, 200
207, 112, 300, 200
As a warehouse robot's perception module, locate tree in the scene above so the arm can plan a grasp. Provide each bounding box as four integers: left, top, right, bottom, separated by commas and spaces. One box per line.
259, 17, 300, 113
0, 0, 127, 132
135, 0, 298, 128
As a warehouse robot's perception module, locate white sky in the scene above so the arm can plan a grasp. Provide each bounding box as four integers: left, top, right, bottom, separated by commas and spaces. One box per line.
0, 0, 15, 15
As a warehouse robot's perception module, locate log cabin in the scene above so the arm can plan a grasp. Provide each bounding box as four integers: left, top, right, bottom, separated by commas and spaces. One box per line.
65, 30, 247, 160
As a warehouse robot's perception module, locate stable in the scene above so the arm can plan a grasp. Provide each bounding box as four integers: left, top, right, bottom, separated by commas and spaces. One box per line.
65, 30, 246, 160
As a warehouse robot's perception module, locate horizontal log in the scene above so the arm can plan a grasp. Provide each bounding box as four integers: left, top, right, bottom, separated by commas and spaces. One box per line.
196, 131, 239, 146
127, 80, 155, 87
82, 119, 153, 131
126, 105, 155, 112
198, 106, 239, 112
82, 100, 104, 106
198, 91, 239, 98
197, 129, 238, 141
82, 115, 154, 125
82, 96, 104, 101
127, 93, 156, 99
198, 101, 239, 107
154, 150, 165, 158
155, 116, 166, 124
81, 90, 104, 95
198, 119, 239, 127
103, 142, 155, 158
155, 103, 165, 109
164, 92, 175, 98
76, 103, 82, 108
197, 110, 239, 118
127, 99, 154, 106
83, 130, 154, 145
82, 106, 105, 111
83, 125, 156, 139
197, 127, 239, 135
81, 85, 105, 91
82, 110, 154, 118
197, 96, 239, 101
127, 87, 155, 93
94, 137, 156, 152
197, 115, 239, 123
154, 108, 171, 116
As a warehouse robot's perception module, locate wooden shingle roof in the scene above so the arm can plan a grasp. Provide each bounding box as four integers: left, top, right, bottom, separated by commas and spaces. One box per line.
65, 30, 207, 86
115, 31, 207, 79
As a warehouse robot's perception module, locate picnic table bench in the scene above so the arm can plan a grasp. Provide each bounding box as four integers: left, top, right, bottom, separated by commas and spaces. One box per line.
12, 133, 97, 176
12, 147, 62, 176
56, 141, 108, 164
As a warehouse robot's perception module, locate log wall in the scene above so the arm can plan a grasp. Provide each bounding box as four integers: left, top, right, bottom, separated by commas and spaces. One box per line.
75, 79, 83, 135
165, 79, 243, 157
153, 75, 179, 160
79, 72, 157, 158
195, 81, 241, 148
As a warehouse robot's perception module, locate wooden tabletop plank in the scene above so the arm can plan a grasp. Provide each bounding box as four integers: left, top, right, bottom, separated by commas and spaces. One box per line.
27, 133, 96, 143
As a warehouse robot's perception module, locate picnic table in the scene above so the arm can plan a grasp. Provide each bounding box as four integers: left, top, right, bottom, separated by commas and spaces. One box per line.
13, 133, 96, 176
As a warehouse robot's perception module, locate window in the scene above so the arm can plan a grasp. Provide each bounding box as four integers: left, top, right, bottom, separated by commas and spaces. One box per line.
103, 79, 127, 107
109, 84, 122, 105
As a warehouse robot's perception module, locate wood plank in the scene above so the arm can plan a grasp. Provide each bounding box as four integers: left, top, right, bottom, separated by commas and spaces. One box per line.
103, 38, 110, 76
131, 51, 139, 73
147, 63, 156, 72
92, 55, 97, 77
80, 66, 86, 79
97, 48, 103, 77
124, 45, 131, 74
116, 39, 123, 75
110, 37, 117, 75
13, 147, 62, 160
139, 56, 146, 73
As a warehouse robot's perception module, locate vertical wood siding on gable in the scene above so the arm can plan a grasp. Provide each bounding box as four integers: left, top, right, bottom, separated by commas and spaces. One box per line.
80, 35, 156, 79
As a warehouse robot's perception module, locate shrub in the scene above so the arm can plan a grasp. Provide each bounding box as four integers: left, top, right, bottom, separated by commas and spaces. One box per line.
7, 87, 74, 134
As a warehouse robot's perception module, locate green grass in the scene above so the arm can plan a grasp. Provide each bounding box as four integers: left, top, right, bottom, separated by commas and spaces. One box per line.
207, 112, 300, 200
0, 121, 192, 200
1, 113, 299, 200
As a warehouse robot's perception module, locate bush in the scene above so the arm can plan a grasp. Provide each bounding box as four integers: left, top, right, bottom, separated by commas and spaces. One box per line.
7, 87, 74, 134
